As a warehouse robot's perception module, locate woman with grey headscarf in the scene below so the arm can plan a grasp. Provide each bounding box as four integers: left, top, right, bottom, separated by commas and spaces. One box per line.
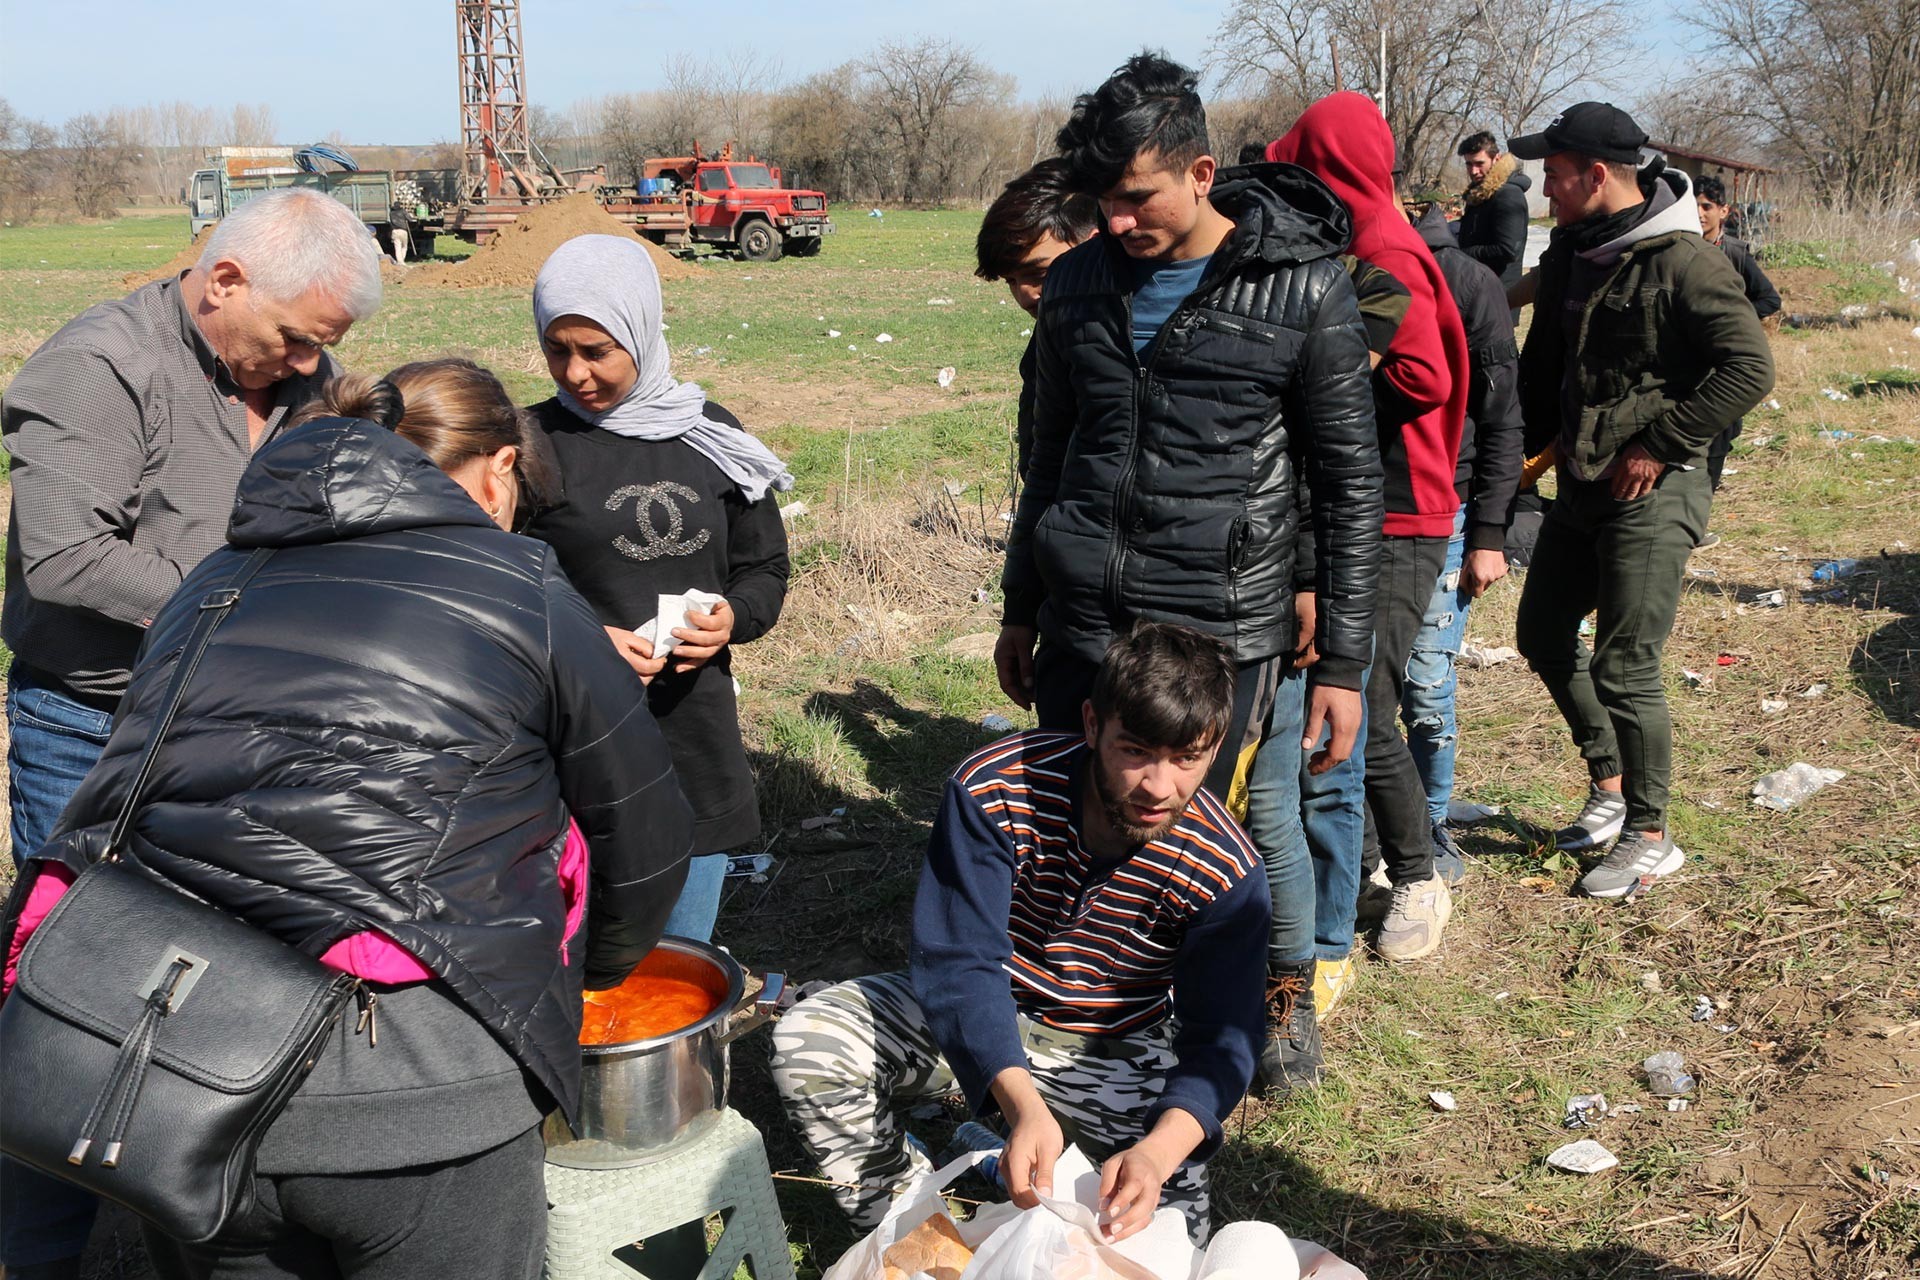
525, 234, 791, 944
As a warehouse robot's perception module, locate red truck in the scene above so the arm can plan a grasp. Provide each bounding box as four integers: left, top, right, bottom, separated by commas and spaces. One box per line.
598, 145, 834, 262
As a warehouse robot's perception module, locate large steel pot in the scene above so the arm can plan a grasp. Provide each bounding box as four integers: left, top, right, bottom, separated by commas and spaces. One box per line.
542, 936, 784, 1169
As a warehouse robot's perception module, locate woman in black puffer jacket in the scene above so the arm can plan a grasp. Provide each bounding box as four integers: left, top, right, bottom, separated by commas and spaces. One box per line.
12, 359, 693, 1279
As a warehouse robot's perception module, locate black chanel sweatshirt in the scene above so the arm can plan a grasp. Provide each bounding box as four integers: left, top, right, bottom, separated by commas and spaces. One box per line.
526, 397, 790, 853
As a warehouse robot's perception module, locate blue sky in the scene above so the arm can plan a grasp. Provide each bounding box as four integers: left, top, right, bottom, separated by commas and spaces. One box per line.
2, 0, 1688, 143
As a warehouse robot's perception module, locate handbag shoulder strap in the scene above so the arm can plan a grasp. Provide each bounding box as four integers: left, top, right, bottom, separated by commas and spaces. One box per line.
105, 547, 276, 856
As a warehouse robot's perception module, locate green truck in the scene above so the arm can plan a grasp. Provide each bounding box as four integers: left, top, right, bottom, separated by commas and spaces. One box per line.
187, 153, 454, 259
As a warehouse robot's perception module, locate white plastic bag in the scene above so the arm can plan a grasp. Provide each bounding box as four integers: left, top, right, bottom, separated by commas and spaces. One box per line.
824, 1145, 1366, 1280
820, 1151, 1003, 1280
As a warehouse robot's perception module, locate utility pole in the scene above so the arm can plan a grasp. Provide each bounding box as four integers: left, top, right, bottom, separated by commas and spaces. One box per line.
1377, 26, 1389, 113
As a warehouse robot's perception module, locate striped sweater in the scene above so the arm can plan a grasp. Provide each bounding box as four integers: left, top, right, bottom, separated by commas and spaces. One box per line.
909, 731, 1269, 1154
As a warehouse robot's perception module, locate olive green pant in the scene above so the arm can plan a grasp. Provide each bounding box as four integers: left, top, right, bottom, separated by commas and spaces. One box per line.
1515, 465, 1710, 833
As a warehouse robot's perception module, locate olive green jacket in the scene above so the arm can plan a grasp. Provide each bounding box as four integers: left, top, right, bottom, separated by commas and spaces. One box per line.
1518, 170, 1775, 480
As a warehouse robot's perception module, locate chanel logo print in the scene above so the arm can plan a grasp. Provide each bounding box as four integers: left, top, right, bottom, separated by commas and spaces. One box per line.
607, 482, 711, 561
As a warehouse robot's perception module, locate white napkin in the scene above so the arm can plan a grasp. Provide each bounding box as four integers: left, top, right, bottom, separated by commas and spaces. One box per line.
636, 590, 726, 658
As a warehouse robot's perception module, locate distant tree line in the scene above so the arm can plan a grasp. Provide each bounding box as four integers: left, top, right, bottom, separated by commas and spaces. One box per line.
0, 99, 279, 223
9, 6, 1914, 225
540, 42, 1066, 206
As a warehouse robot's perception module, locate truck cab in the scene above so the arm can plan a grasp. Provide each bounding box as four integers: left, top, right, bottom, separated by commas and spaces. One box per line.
190, 170, 224, 235
686, 161, 831, 260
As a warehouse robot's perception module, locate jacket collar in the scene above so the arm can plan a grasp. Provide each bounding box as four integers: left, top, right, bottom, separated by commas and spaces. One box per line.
1464, 152, 1519, 206
228, 417, 497, 548
1574, 165, 1701, 267
1096, 162, 1351, 283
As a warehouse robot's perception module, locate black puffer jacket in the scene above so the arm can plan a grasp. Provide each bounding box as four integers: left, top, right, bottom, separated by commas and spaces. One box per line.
18, 418, 694, 1121
1004, 163, 1383, 686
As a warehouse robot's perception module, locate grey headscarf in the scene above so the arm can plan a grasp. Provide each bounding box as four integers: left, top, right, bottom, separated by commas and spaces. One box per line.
532, 235, 793, 501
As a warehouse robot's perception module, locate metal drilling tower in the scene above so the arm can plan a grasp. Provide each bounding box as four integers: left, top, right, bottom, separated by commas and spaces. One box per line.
456, 0, 541, 203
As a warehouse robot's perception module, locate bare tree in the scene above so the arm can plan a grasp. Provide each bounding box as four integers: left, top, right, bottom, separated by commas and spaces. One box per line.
228, 103, 278, 147
63, 113, 137, 218
861, 39, 1009, 202
1210, 0, 1633, 184
708, 50, 783, 154
765, 63, 881, 199
1629, 70, 1764, 160
595, 94, 656, 187
657, 54, 717, 154
0, 99, 62, 221
1690, 0, 1920, 205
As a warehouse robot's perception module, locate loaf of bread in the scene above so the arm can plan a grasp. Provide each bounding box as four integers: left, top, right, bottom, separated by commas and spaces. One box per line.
879, 1212, 973, 1280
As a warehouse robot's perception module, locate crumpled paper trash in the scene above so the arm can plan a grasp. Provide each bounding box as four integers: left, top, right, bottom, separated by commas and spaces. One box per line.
1460, 641, 1520, 668
1547, 1139, 1619, 1174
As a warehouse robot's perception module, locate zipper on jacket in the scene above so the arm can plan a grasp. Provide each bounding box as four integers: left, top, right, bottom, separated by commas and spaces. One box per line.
1105, 297, 1203, 615
354, 987, 380, 1048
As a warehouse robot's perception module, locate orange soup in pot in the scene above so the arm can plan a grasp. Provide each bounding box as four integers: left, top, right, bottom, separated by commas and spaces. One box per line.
579, 947, 728, 1046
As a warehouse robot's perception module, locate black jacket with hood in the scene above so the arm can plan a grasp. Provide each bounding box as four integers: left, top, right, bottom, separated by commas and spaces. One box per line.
1003, 162, 1384, 688
1457, 152, 1533, 289
8, 418, 694, 1123
1416, 206, 1525, 551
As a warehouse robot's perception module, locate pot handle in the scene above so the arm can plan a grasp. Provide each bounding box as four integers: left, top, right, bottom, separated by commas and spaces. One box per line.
716, 972, 785, 1046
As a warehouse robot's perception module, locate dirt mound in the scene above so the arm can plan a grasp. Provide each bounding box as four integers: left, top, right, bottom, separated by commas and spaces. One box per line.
408, 194, 701, 289
121, 227, 213, 288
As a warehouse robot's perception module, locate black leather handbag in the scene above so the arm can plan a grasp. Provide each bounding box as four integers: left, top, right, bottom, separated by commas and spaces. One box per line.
0, 548, 363, 1243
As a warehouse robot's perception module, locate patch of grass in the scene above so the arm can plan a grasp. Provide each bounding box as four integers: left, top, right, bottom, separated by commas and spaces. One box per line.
0, 207, 185, 271
1845, 367, 1920, 397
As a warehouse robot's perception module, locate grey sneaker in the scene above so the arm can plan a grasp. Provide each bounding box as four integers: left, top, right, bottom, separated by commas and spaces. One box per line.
1576, 831, 1685, 899
1377, 875, 1452, 962
1554, 785, 1627, 851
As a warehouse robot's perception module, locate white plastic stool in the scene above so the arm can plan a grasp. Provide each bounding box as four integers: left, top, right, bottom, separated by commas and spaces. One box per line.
544, 1107, 797, 1280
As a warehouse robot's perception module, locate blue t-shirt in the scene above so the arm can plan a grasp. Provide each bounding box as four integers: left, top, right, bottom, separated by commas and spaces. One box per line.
1130, 254, 1212, 352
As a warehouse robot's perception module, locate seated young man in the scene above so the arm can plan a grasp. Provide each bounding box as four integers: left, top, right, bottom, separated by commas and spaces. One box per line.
772, 623, 1268, 1246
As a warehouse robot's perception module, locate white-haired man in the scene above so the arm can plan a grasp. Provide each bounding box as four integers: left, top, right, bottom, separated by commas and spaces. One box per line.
0, 187, 382, 1280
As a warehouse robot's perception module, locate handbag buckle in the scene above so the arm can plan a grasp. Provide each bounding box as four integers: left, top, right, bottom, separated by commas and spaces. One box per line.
138, 948, 209, 1013
199, 588, 242, 610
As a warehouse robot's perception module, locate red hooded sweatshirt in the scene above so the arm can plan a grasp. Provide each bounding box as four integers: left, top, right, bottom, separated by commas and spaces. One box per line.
1269, 93, 1467, 537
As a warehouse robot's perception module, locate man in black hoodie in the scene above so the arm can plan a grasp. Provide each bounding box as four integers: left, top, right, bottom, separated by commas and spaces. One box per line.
993, 50, 1383, 888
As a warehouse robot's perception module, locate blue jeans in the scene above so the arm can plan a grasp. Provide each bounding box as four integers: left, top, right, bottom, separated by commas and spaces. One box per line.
661, 852, 729, 944
1244, 659, 1372, 966
3, 665, 114, 1267
1404, 511, 1472, 828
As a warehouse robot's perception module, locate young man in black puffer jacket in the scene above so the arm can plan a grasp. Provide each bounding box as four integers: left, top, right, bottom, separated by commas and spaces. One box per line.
994, 51, 1384, 818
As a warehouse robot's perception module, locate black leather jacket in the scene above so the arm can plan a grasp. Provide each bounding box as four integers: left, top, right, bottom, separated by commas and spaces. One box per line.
1003, 163, 1383, 686
17, 418, 693, 1121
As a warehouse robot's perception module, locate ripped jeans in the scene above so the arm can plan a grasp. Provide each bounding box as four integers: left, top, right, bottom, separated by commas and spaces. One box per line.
1403, 510, 1470, 828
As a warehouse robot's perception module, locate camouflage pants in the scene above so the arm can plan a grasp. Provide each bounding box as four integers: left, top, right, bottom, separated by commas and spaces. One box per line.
769, 972, 1210, 1241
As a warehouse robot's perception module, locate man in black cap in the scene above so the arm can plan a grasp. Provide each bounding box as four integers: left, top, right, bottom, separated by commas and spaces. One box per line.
1507, 102, 1773, 900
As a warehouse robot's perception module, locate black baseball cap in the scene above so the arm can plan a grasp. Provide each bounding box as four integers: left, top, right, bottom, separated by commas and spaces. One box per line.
1509, 102, 1649, 164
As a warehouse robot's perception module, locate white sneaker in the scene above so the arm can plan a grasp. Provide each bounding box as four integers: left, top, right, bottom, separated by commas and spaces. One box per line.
1378, 875, 1452, 962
